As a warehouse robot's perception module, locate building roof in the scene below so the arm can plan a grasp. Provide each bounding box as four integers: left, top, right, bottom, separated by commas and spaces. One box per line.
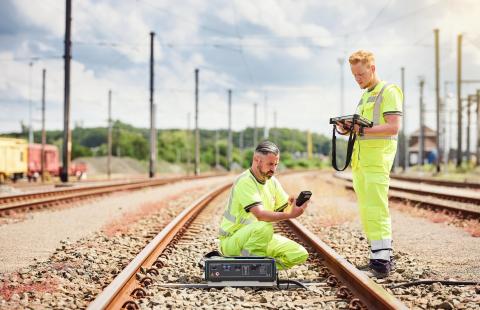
410, 125, 436, 137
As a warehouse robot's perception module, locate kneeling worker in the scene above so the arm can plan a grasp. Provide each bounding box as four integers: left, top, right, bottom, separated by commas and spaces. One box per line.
218, 141, 309, 269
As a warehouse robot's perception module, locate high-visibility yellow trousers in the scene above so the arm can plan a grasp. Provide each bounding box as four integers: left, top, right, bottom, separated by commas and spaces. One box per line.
352, 160, 394, 260
220, 221, 308, 269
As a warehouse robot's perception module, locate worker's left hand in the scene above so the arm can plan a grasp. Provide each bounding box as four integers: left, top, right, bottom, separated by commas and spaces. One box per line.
352, 123, 361, 134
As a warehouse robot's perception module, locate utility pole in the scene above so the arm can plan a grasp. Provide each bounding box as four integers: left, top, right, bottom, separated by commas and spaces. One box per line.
273, 110, 278, 144
477, 89, 480, 166
61, 0, 72, 183
239, 129, 244, 167
107, 89, 112, 179
253, 102, 258, 148
186, 112, 191, 175
194, 68, 200, 175
239, 130, 244, 151
338, 58, 345, 115
41, 69, 46, 182
307, 130, 313, 159
400, 67, 407, 170
467, 95, 473, 163
215, 130, 219, 168
149, 32, 156, 178
419, 77, 425, 166
28, 61, 34, 144
263, 93, 268, 139
434, 28, 441, 173
227, 89, 232, 171
457, 34, 463, 167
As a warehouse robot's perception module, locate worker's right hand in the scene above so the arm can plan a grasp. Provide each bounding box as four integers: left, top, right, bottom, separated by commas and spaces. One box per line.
288, 203, 308, 219
335, 121, 350, 134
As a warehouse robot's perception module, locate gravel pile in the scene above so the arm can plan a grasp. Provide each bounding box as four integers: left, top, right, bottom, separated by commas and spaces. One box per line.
137, 194, 352, 310
0, 186, 214, 309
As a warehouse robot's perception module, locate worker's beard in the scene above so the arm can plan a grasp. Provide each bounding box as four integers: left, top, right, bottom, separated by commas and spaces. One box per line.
260, 168, 275, 180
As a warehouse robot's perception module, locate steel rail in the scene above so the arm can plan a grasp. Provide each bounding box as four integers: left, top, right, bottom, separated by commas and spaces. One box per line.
0, 175, 224, 214
87, 183, 231, 310
335, 173, 480, 205
88, 181, 407, 310
287, 219, 407, 310
391, 174, 480, 190
335, 175, 480, 219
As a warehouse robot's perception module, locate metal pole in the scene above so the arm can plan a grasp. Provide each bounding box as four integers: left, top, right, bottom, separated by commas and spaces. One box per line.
215, 130, 219, 168
434, 29, 441, 173
400, 67, 407, 170
273, 110, 278, 143
61, 0, 72, 183
239, 130, 244, 151
253, 103, 258, 148
467, 95, 472, 163
263, 93, 268, 139
338, 58, 345, 115
187, 112, 191, 175
239, 130, 244, 167
107, 89, 112, 179
194, 68, 200, 176
227, 89, 232, 170
477, 90, 480, 166
149, 32, 156, 178
457, 34, 463, 167
419, 78, 425, 166
28, 61, 34, 144
41, 69, 46, 182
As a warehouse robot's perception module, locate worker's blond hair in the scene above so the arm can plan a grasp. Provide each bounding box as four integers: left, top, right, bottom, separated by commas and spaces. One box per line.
349, 50, 375, 67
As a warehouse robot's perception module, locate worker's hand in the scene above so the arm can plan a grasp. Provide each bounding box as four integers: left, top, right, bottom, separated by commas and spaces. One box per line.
288, 204, 307, 218
335, 121, 350, 134
352, 123, 361, 134
288, 195, 295, 206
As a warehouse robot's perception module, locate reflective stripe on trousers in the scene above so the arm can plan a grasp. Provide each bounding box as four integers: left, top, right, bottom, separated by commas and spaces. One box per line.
370, 239, 392, 260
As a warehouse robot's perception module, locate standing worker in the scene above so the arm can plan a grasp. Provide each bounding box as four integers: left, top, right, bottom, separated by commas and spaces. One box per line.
340, 50, 403, 278
218, 141, 309, 269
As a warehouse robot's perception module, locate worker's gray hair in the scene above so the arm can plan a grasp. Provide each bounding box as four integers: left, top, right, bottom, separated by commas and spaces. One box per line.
255, 141, 279, 155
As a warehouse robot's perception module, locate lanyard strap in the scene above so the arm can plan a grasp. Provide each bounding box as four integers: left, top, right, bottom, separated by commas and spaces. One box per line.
331, 119, 357, 171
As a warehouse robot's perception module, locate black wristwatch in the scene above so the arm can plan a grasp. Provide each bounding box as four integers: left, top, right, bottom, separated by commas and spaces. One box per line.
359, 126, 364, 136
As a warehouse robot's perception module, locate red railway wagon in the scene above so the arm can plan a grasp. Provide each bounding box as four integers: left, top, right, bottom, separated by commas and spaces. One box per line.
27, 144, 60, 180
27, 144, 87, 181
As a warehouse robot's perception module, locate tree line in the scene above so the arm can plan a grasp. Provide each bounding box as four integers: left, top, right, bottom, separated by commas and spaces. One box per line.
6, 121, 348, 170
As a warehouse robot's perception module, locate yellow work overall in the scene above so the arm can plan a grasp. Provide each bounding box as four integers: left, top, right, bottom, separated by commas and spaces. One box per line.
218, 170, 308, 269
351, 82, 403, 261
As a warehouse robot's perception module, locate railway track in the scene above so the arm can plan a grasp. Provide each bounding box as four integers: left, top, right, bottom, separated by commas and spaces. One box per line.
0, 175, 222, 216
334, 173, 480, 219
88, 184, 407, 310
391, 174, 480, 190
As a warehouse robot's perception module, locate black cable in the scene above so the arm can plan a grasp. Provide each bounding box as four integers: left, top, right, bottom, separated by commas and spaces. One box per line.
276, 260, 289, 289
277, 279, 308, 289
388, 280, 479, 289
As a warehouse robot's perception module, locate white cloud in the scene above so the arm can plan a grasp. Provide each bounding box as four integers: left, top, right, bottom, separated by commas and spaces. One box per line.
2, 0, 480, 146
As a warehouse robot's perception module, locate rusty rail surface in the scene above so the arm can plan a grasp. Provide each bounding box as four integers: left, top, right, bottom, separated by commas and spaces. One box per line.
88, 182, 406, 310
286, 219, 407, 309
0, 174, 224, 214
391, 174, 480, 190
334, 174, 480, 219
87, 184, 231, 310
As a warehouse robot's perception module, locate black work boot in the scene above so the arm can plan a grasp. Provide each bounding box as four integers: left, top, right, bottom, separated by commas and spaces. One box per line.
367, 259, 392, 279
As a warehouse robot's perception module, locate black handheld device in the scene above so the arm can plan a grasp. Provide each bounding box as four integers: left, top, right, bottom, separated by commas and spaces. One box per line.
295, 191, 312, 207
329, 114, 373, 172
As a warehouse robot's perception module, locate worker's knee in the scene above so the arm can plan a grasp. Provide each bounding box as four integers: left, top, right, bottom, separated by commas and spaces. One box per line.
279, 244, 309, 269
294, 245, 309, 265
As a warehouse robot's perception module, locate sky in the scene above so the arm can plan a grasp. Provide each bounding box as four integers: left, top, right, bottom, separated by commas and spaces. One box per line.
1, 0, 480, 149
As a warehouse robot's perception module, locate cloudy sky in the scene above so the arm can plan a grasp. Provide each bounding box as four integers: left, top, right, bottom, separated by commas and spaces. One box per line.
1, 0, 480, 147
